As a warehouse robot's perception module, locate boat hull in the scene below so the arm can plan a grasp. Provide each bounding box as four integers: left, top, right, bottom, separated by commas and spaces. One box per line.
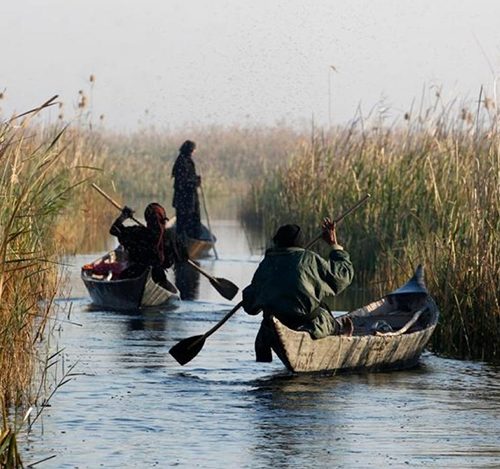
270, 317, 437, 373
82, 252, 179, 310
266, 266, 439, 373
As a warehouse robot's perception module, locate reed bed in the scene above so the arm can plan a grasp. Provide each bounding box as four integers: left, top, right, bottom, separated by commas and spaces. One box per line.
241, 99, 500, 360
0, 98, 112, 465
102, 124, 305, 205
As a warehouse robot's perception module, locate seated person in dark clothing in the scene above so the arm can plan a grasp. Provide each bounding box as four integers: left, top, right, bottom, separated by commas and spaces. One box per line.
110, 202, 187, 290
242, 218, 354, 362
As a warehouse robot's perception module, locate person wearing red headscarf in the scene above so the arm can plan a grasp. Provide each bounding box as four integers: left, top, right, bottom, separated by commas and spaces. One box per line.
109, 203, 187, 287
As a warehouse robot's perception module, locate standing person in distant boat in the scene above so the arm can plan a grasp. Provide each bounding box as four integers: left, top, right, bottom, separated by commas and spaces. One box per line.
171, 140, 202, 240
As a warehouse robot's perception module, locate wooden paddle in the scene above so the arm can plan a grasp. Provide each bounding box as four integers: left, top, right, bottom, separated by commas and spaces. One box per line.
91, 184, 239, 300
305, 193, 371, 249
169, 301, 243, 365
199, 182, 219, 260
169, 195, 372, 366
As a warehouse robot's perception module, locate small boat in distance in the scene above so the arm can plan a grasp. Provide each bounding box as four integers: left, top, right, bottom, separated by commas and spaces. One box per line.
81, 248, 179, 310
167, 219, 216, 259
184, 224, 217, 259
264, 265, 439, 373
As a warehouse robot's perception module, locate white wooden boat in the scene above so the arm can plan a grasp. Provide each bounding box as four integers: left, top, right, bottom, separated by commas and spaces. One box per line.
264, 265, 439, 373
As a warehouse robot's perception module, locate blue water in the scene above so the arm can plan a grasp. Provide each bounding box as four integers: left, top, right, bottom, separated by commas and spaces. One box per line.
22, 220, 500, 468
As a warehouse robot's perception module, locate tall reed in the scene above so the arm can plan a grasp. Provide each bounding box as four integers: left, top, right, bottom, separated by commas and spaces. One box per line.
241, 98, 500, 360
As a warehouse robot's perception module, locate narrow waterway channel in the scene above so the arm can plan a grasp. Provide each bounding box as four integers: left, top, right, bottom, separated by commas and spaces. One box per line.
22, 218, 500, 468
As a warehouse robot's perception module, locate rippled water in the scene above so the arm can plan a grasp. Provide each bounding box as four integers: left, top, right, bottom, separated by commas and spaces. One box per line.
22, 220, 500, 468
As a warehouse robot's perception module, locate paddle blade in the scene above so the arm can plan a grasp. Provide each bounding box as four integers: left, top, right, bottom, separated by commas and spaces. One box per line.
210, 277, 239, 300
169, 335, 206, 365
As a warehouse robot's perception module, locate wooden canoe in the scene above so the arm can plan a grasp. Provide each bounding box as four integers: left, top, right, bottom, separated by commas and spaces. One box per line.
264, 265, 439, 373
81, 250, 179, 310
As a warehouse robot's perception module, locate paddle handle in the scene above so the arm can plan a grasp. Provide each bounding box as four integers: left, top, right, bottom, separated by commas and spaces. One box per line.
91, 183, 145, 227
203, 301, 243, 339
186, 258, 219, 283
305, 193, 371, 249
199, 183, 219, 260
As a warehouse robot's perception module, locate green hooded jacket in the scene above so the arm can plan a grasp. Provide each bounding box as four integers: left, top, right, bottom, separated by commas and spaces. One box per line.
242, 245, 354, 335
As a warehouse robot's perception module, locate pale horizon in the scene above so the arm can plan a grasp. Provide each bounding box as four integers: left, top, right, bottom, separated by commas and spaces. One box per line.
2, 0, 500, 130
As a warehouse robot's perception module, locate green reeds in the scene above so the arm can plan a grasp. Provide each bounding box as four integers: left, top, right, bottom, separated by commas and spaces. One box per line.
1, 400, 23, 469
0, 399, 33, 468
241, 100, 500, 360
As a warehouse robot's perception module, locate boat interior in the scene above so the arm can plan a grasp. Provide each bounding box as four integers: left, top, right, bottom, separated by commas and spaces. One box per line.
81, 248, 134, 281
348, 292, 437, 337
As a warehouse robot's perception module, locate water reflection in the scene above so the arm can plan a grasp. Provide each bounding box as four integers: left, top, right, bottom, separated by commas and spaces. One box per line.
245, 360, 500, 468
174, 261, 201, 300
124, 309, 168, 333
248, 374, 336, 468
100, 304, 179, 371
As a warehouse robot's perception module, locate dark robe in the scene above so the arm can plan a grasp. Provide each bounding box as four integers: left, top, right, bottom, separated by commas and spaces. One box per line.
171, 153, 201, 239
110, 219, 187, 286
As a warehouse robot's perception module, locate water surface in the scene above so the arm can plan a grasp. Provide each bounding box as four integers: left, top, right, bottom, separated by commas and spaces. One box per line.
23, 219, 500, 468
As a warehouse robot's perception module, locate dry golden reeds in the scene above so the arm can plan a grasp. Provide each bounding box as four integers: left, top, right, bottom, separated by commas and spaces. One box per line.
0, 96, 112, 464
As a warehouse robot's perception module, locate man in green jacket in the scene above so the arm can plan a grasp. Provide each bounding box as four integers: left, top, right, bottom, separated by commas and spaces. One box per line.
242, 218, 354, 361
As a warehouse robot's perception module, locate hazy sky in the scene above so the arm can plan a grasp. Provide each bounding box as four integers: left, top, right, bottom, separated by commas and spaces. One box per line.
2, 0, 500, 129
